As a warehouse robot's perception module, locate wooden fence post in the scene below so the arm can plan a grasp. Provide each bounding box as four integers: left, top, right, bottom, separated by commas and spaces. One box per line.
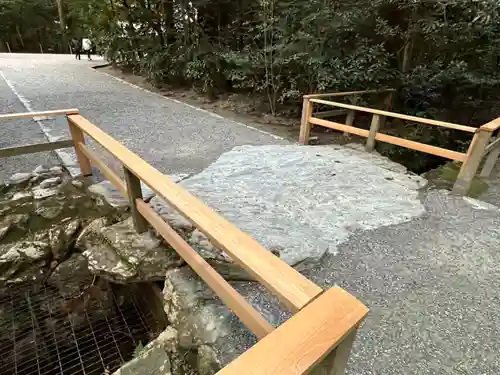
365, 114, 381, 152
480, 144, 500, 178
379, 91, 394, 129
299, 97, 313, 144
123, 167, 148, 233
344, 110, 356, 136
310, 328, 358, 375
453, 129, 492, 195
67, 117, 93, 176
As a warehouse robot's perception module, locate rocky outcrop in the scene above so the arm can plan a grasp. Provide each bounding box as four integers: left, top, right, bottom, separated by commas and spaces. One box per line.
162, 267, 286, 373
0, 164, 121, 286
78, 217, 183, 283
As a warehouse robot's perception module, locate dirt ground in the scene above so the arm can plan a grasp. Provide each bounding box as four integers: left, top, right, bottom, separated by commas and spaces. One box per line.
97, 65, 347, 145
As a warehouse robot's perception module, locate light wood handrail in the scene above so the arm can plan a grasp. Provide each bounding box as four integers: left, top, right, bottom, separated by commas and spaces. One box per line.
0, 108, 79, 120
309, 99, 477, 133
304, 89, 394, 99
485, 137, 500, 154
0, 140, 74, 158
216, 287, 369, 375
480, 117, 500, 132
68, 114, 323, 311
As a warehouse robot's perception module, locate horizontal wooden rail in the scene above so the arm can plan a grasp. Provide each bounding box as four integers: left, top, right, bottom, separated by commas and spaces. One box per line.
304, 89, 394, 99
375, 133, 466, 161
136, 199, 275, 339
68, 114, 323, 311
309, 117, 466, 161
310, 99, 477, 133
216, 287, 368, 375
0, 139, 74, 158
312, 109, 348, 119
78, 142, 128, 197
485, 137, 500, 153
309, 117, 370, 138
0, 108, 79, 120
480, 117, 500, 132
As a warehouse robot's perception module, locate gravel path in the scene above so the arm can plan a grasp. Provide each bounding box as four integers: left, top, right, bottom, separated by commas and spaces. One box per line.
0, 72, 59, 182
305, 190, 500, 375
0, 53, 286, 177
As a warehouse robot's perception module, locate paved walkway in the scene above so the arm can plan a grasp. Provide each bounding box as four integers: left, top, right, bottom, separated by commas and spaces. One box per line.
0, 53, 285, 181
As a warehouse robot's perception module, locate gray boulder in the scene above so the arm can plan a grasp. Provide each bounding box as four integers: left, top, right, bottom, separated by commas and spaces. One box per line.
173, 144, 426, 267
113, 344, 172, 375
88, 180, 155, 208
163, 267, 286, 373
8, 172, 31, 185
47, 252, 93, 297
78, 217, 182, 283
0, 241, 51, 283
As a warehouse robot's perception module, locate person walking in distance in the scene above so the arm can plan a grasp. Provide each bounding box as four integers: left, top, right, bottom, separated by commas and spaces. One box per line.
72, 38, 82, 60
82, 38, 92, 61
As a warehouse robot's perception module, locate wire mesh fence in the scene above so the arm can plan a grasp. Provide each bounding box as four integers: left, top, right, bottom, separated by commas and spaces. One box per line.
0, 281, 163, 375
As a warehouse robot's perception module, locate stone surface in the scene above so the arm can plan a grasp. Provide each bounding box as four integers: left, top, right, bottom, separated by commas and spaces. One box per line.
8, 172, 31, 185
12, 191, 32, 201
44, 219, 81, 259
171, 145, 426, 266
47, 253, 93, 297
39, 176, 62, 189
35, 202, 64, 220
33, 165, 49, 174
162, 267, 286, 372
113, 345, 172, 375
71, 179, 84, 189
79, 217, 182, 283
188, 230, 249, 280
0, 241, 51, 283
88, 180, 156, 207
32, 186, 58, 199
150, 198, 194, 232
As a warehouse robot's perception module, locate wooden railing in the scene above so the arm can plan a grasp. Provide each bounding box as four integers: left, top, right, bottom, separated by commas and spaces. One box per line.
1, 109, 369, 375
299, 92, 500, 195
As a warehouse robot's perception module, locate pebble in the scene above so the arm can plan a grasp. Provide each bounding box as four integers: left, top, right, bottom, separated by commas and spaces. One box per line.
33, 165, 49, 175
35, 206, 63, 220
39, 177, 62, 189
33, 187, 58, 200
9, 173, 32, 184
12, 192, 33, 201
71, 180, 84, 189
50, 166, 64, 174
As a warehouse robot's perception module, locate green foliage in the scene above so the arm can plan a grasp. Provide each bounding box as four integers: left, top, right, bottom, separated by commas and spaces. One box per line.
133, 341, 144, 358
2, 0, 500, 170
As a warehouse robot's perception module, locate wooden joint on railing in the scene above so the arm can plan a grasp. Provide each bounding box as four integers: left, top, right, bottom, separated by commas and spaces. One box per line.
216, 287, 368, 375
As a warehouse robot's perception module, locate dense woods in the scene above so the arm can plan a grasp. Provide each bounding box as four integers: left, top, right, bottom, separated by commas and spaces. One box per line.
1, 0, 500, 170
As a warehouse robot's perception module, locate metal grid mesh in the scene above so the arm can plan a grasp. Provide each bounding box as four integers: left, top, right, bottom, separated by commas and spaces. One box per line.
0, 282, 160, 375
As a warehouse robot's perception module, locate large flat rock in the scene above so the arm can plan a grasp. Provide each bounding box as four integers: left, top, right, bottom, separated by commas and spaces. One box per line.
151, 145, 426, 267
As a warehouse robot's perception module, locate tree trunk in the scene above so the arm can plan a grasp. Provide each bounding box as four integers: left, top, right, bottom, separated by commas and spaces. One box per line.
16, 25, 25, 48
56, 0, 67, 52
